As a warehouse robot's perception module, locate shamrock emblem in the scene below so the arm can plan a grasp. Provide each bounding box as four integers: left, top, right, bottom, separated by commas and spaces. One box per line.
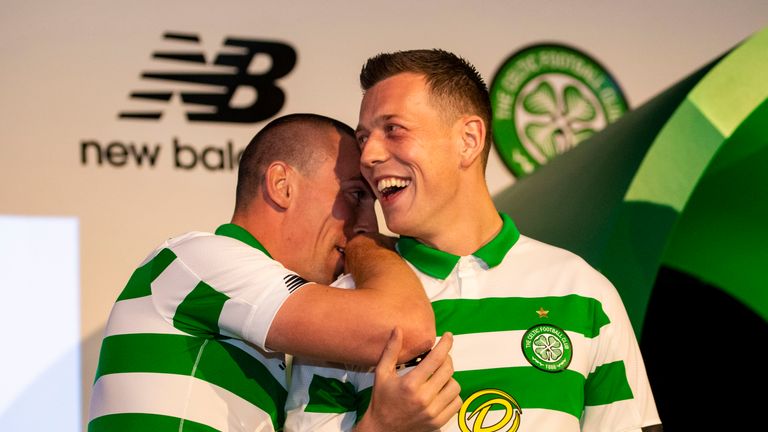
515, 75, 606, 162
533, 333, 563, 362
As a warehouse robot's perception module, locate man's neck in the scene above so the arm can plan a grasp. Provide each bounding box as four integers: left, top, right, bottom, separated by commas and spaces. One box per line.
414, 191, 502, 257
231, 205, 285, 262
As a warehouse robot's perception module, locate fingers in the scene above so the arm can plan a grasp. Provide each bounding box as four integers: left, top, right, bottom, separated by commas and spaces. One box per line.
421, 347, 455, 396
432, 392, 464, 428
374, 327, 403, 380
406, 332, 454, 382
430, 375, 462, 416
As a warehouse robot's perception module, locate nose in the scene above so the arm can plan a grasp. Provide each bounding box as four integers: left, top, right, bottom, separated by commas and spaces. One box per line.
360, 133, 388, 169
351, 200, 378, 235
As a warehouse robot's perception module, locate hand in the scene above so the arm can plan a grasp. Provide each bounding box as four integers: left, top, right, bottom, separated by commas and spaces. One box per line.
355, 328, 462, 432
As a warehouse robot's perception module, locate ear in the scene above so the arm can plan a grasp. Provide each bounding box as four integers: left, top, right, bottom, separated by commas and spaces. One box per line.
263, 161, 293, 210
458, 115, 486, 169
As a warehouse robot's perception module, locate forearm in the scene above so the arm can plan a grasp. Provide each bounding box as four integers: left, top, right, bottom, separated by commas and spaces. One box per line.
345, 234, 435, 361
266, 235, 435, 365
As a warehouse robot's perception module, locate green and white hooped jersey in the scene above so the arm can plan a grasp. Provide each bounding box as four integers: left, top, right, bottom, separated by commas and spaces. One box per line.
286, 213, 660, 432
89, 224, 308, 432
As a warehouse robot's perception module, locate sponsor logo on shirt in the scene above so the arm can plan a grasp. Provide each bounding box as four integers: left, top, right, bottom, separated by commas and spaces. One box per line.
458, 389, 522, 432
283, 274, 309, 293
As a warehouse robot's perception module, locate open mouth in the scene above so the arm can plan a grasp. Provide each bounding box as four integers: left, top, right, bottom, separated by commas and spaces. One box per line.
376, 177, 411, 200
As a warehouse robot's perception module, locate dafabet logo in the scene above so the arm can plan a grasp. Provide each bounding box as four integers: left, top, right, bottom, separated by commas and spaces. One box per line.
458, 389, 522, 432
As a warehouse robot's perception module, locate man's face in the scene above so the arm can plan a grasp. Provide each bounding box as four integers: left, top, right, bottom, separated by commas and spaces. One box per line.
356, 72, 461, 239
290, 128, 377, 284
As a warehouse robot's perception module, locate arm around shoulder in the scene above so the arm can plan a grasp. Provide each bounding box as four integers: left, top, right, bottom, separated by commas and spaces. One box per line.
268, 233, 435, 366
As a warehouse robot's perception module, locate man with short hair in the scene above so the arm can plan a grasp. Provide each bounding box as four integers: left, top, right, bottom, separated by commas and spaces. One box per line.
286, 51, 662, 431
88, 113, 455, 432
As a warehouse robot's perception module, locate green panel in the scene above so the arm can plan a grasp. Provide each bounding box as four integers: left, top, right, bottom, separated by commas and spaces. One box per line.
603, 99, 724, 333
584, 361, 634, 406
88, 413, 220, 432
689, 27, 768, 136
624, 99, 724, 211
432, 295, 609, 338
94, 333, 286, 428
173, 281, 229, 337
663, 100, 768, 322
117, 248, 176, 301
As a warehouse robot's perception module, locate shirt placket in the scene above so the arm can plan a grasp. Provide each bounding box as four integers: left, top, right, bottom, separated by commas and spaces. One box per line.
456, 256, 479, 298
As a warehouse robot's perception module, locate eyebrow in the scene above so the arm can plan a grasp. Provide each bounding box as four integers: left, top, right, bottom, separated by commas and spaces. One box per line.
356, 114, 399, 134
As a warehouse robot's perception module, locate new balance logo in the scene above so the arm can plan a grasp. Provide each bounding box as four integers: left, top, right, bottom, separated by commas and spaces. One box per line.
284, 274, 309, 293
119, 32, 297, 123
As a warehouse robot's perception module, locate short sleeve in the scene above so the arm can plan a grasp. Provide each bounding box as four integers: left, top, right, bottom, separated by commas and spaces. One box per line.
580, 267, 661, 431
150, 232, 310, 350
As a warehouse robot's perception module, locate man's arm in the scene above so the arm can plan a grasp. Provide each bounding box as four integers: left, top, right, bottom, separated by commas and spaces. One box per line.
267, 233, 435, 365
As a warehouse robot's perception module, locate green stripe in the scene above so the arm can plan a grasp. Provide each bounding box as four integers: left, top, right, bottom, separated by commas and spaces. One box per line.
95, 333, 286, 428
332, 361, 632, 420
173, 281, 229, 337
88, 412, 219, 432
305, 375, 372, 424
355, 388, 372, 423
584, 360, 633, 406
117, 248, 177, 301
455, 367, 585, 418
344, 366, 591, 420
433, 295, 610, 338
305, 376, 358, 413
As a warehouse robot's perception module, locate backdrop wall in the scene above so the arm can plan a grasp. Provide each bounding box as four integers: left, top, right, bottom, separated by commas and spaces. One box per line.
1, 1, 766, 430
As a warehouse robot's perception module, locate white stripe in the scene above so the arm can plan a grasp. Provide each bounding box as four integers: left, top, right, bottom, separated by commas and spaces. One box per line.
90, 372, 274, 432
451, 330, 591, 378
582, 399, 660, 432
105, 296, 188, 337
219, 298, 258, 340
284, 409, 356, 432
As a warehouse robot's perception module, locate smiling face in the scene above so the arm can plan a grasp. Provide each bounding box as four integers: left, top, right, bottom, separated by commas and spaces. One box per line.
288, 127, 376, 285
356, 72, 463, 240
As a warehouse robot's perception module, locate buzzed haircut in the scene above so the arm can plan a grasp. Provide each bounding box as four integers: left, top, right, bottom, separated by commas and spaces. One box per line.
235, 113, 356, 213
360, 49, 493, 168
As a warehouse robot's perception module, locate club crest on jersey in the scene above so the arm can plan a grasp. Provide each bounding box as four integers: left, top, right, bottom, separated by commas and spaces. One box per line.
458, 389, 522, 432
522, 324, 572, 372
